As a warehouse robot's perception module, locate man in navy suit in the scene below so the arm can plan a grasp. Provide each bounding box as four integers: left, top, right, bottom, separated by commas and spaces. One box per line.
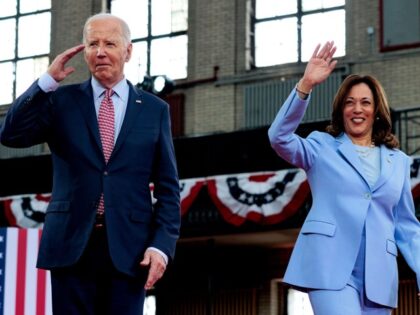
0, 13, 181, 314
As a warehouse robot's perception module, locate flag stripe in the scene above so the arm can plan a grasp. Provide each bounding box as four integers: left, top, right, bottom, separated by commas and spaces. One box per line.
16, 228, 28, 315
0, 228, 52, 315
26, 229, 39, 315
4, 228, 18, 315
46, 271, 52, 315
36, 230, 47, 315
0, 229, 7, 314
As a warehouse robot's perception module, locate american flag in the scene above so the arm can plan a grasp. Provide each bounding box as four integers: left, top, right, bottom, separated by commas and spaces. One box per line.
0, 228, 52, 315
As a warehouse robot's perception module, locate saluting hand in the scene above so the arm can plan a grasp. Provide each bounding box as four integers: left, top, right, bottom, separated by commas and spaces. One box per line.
47, 44, 85, 82
298, 41, 338, 93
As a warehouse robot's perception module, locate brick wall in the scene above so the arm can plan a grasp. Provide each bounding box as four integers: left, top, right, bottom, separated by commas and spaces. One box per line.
49, 0, 420, 135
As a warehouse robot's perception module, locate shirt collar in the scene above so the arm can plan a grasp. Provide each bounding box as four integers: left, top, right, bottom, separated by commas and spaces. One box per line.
91, 76, 129, 102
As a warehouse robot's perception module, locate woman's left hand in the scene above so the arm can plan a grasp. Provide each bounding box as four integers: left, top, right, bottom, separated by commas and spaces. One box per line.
299, 41, 337, 93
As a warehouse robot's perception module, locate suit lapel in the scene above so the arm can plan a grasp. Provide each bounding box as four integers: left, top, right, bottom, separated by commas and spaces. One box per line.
336, 133, 396, 190
336, 133, 370, 186
75, 80, 103, 153
372, 146, 395, 191
75, 80, 145, 163
111, 83, 145, 159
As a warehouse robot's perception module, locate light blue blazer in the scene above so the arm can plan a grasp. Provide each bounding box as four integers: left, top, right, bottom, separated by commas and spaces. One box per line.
268, 89, 420, 308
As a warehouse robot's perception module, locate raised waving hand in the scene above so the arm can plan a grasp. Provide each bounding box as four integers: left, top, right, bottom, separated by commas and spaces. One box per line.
298, 41, 337, 95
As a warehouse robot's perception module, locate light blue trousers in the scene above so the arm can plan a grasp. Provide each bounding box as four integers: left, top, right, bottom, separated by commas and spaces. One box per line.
308, 285, 392, 315
308, 229, 393, 315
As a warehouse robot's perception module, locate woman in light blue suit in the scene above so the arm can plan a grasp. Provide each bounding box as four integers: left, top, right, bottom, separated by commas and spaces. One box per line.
268, 42, 420, 314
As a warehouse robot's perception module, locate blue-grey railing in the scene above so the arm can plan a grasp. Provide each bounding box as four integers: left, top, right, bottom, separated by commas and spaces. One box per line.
392, 106, 420, 156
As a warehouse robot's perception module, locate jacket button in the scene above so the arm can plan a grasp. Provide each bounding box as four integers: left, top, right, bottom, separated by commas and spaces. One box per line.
103, 171, 108, 176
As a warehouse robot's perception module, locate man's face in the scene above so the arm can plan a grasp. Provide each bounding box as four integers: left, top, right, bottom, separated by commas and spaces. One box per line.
84, 18, 132, 88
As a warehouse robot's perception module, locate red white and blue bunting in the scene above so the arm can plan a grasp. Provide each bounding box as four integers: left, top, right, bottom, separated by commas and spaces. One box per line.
3, 155, 420, 228
3, 194, 50, 228
207, 170, 309, 226
179, 177, 205, 215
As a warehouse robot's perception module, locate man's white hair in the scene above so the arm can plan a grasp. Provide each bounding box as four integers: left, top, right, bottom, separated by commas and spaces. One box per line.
83, 13, 131, 46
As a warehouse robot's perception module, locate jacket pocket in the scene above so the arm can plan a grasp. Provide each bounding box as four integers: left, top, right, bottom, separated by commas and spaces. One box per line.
386, 239, 398, 256
46, 201, 70, 213
301, 220, 336, 237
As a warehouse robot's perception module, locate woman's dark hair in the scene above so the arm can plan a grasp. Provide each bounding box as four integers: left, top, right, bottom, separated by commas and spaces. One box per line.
326, 74, 399, 149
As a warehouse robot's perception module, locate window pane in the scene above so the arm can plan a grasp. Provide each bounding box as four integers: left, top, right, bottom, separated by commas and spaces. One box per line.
255, 18, 298, 67
20, 0, 51, 13
256, 0, 297, 19
150, 35, 187, 79
18, 12, 51, 58
16, 57, 49, 96
382, 0, 420, 48
0, 0, 16, 17
152, 0, 171, 35
152, 0, 188, 35
125, 41, 148, 84
171, 0, 188, 31
301, 10, 345, 61
0, 19, 16, 60
111, 0, 148, 39
0, 62, 14, 105
302, 0, 345, 12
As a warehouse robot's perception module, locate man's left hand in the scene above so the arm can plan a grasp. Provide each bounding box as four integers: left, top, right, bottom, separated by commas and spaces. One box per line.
139, 249, 167, 290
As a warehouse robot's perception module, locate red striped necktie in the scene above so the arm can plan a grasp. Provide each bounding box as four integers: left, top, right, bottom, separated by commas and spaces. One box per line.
98, 89, 115, 162
96, 89, 115, 227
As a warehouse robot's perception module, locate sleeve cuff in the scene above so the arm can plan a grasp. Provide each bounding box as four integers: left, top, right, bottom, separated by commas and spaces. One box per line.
38, 72, 59, 92
146, 247, 168, 265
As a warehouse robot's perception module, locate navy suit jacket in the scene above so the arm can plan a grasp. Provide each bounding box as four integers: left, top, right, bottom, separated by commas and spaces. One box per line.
268, 89, 420, 308
0, 79, 181, 277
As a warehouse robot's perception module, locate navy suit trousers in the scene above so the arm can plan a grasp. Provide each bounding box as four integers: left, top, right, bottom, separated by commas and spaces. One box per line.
50, 228, 147, 315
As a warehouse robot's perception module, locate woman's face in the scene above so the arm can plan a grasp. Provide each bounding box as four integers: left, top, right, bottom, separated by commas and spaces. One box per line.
342, 83, 375, 144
